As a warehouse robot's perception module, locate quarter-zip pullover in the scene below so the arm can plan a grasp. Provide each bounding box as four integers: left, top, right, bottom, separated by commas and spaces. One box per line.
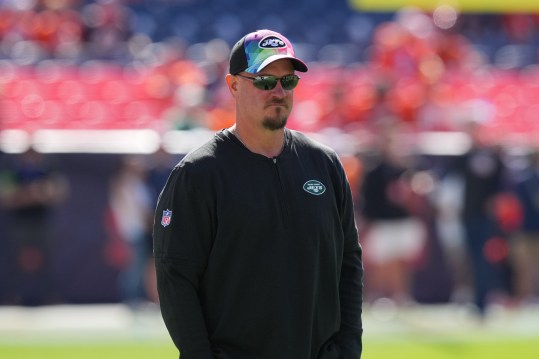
153, 128, 363, 359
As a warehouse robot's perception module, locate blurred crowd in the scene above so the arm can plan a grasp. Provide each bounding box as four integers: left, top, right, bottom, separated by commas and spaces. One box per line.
354, 120, 539, 316
1, 0, 538, 64
1, 1, 539, 137
2, 139, 539, 315
0, 149, 175, 307
1, 1, 539, 314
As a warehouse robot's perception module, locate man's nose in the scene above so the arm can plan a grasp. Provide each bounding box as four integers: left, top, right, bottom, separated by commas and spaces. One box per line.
270, 80, 286, 96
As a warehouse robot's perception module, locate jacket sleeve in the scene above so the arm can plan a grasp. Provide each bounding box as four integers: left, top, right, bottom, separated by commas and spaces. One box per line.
153, 164, 215, 359
333, 159, 363, 359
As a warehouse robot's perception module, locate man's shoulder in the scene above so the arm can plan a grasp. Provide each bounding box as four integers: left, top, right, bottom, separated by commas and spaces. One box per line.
170, 132, 232, 177
289, 129, 338, 158
289, 129, 332, 151
179, 131, 229, 164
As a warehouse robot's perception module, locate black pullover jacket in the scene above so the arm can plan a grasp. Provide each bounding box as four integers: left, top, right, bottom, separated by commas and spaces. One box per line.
153, 129, 363, 359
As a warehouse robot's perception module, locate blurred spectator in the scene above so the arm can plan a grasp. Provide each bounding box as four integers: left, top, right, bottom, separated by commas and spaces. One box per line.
0, 148, 68, 305
502, 14, 537, 44
508, 150, 539, 304
451, 121, 510, 315
146, 147, 176, 202
340, 153, 364, 203
107, 155, 154, 307
0, 2, 85, 63
408, 164, 454, 304
434, 167, 471, 303
359, 123, 427, 305
80, 0, 133, 61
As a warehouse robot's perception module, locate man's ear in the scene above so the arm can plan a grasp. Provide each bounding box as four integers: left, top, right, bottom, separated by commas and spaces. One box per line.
226, 74, 238, 95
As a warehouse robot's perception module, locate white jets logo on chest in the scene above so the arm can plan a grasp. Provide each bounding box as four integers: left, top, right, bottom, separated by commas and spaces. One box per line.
303, 180, 326, 195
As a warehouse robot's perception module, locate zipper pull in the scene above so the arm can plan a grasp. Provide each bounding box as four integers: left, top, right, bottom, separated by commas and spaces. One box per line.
273, 157, 277, 164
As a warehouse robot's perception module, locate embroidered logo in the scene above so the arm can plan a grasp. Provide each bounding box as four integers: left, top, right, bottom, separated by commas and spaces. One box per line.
259, 36, 286, 49
161, 209, 172, 227
303, 180, 326, 195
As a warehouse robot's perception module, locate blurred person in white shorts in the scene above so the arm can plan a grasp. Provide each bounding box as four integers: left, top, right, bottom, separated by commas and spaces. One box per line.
360, 126, 426, 305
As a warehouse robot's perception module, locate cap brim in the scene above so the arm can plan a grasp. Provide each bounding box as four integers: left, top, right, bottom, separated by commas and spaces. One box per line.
247, 54, 308, 74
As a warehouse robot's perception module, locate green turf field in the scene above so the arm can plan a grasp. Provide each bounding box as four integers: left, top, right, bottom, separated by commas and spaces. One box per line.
365, 336, 538, 359
0, 343, 176, 359
0, 304, 538, 359
0, 336, 537, 359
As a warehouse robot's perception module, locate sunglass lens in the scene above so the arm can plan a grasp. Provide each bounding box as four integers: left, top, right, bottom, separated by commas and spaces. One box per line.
281, 75, 299, 90
251, 75, 299, 90
253, 77, 278, 90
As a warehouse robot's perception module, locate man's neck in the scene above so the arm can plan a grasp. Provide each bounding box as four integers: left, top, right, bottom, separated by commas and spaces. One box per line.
231, 125, 285, 158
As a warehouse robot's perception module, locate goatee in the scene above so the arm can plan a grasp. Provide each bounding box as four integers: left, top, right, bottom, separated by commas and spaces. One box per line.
263, 115, 288, 130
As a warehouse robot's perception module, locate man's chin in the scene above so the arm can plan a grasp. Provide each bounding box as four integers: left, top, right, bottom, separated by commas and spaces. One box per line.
263, 117, 288, 131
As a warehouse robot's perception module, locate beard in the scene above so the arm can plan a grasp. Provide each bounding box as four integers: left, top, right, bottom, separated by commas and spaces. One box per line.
262, 106, 289, 130
263, 115, 287, 130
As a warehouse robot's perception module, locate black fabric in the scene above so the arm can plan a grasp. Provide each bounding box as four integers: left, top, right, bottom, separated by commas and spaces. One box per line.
153, 129, 363, 359
454, 147, 504, 219
229, 36, 248, 75
360, 160, 410, 220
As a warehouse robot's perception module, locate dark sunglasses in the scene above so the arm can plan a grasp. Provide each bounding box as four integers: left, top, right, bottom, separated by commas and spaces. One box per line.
236, 73, 301, 91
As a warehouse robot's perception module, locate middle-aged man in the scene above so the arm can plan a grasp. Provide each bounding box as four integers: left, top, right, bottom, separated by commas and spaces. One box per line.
153, 29, 363, 359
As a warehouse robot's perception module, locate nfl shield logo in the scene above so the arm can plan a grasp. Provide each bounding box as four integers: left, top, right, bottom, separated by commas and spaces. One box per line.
161, 209, 172, 227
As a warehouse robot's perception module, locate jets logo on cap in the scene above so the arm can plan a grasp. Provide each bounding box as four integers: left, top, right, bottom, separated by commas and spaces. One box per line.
259, 36, 286, 49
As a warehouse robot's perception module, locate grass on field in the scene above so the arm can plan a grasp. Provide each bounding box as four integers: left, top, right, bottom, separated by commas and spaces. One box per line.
1, 303, 538, 359
0, 336, 537, 359
0, 343, 176, 359
365, 335, 538, 359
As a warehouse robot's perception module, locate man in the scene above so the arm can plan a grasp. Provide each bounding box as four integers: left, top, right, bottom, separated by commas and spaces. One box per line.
453, 120, 508, 315
153, 29, 363, 359
0, 148, 67, 305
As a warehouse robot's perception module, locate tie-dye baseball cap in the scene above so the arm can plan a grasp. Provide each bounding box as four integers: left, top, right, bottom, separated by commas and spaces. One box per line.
229, 29, 308, 74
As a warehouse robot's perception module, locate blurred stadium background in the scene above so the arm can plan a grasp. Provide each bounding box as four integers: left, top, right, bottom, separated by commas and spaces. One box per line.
1, 0, 539, 358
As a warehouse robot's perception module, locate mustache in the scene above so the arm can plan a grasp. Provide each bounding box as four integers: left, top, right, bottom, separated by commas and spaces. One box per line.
266, 99, 287, 106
